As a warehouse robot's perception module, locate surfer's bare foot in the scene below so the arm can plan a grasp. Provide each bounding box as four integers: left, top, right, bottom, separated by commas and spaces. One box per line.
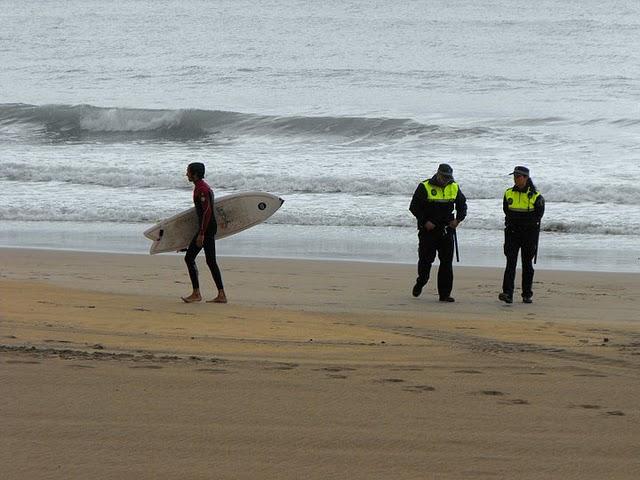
181, 294, 202, 303
207, 292, 227, 304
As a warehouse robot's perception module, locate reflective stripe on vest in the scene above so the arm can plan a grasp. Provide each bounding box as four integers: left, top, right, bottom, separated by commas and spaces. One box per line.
423, 181, 459, 203
504, 188, 540, 212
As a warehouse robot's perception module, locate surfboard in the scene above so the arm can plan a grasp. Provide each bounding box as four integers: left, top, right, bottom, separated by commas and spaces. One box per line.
143, 192, 284, 255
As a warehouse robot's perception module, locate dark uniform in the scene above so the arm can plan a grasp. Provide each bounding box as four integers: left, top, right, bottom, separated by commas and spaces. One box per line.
409, 164, 467, 302
500, 166, 544, 304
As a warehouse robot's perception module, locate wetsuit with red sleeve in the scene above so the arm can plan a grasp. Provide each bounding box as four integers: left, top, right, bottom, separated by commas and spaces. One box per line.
184, 179, 224, 290
193, 179, 217, 237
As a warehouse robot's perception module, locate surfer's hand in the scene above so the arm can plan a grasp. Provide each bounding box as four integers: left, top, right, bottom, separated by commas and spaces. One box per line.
196, 233, 204, 247
424, 221, 436, 231
448, 219, 459, 229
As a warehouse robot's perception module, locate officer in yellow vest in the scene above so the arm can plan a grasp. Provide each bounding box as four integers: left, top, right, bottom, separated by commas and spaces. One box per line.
409, 164, 467, 302
499, 166, 545, 304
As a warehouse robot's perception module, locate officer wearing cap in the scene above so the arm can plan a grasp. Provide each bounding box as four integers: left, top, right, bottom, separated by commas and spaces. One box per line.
409, 163, 467, 302
499, 166, 545, 304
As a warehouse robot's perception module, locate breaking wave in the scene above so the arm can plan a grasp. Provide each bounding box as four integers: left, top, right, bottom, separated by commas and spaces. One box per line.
0, 103, 491, 142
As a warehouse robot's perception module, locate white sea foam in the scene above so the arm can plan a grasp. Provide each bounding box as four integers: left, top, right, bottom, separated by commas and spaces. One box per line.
1, 160, 638, 206
78, 108, 186, 132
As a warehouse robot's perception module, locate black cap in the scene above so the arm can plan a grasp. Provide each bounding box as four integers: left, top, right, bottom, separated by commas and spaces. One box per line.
188, 162, 205, 179
508, 166, 530, 177
437, 163, 454, 179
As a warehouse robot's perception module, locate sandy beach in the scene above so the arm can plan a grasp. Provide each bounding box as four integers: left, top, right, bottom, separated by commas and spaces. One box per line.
1, 247, 639, 479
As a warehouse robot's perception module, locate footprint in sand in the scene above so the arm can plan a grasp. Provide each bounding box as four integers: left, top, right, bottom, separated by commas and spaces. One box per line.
403, 385, 435, 393
478, 390, 506, 396
605, 410, 625, 416
570, 404, 602, 410
499, 398, 530, 405
6, 360, 41, 365
67, 364, 96, 369
326, 374, 348, 379
129, 365, 163, 369
455, 369, 483, 374
317, 366, 356, 373
376, 378, 405, 384
264, 363, 299, 371
574, 373, 607, 378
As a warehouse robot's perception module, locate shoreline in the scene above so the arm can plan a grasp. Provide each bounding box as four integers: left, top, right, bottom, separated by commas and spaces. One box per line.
2, 220, 640, 273
2, 245, 640, 280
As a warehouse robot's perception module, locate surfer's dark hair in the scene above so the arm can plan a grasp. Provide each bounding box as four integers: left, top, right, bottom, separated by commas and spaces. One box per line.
188, 162, 205, 179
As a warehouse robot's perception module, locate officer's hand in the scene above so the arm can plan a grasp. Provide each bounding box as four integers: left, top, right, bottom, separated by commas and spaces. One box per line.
425, 221, 436, 231
448, 219, 459, 229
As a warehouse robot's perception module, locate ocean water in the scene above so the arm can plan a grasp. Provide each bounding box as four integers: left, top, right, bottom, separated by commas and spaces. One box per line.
1, 0, 639, 272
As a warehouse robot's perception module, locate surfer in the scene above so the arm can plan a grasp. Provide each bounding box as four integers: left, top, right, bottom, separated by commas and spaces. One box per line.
409, 163, 467, 302
181, 162, 227, 304
498, 166, 544, 304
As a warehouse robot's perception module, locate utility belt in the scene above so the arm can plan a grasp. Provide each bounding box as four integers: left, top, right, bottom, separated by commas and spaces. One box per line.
419, 224, 454, 236
505, 223, 540, 235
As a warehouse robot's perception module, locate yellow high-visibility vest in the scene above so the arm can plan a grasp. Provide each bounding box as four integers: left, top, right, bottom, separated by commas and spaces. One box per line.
422, 181, 459, 203
504, 187, 541, 212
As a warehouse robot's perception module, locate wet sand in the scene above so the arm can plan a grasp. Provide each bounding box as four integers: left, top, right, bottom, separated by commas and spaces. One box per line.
1, 248, 639, 479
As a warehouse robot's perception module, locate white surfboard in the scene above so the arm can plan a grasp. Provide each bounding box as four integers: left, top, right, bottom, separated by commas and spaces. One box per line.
143, 192, 284, 255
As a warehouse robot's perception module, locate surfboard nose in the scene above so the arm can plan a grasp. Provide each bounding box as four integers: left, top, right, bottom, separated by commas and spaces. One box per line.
279, 197, 285, 205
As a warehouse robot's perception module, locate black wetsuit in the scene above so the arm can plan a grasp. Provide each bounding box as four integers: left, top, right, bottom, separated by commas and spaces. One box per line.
185, 179, 224, 291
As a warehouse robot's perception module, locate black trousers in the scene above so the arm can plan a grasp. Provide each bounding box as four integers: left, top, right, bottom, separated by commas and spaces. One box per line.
501, 227, 538, 298
416, 228, 454, 297
185, 234, 224, 291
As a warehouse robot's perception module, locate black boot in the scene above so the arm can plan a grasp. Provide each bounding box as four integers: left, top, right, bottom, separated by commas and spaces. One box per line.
498, 293, 513, 304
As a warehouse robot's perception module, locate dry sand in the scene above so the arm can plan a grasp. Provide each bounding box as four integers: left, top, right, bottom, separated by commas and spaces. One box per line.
1, 247, 639, 479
